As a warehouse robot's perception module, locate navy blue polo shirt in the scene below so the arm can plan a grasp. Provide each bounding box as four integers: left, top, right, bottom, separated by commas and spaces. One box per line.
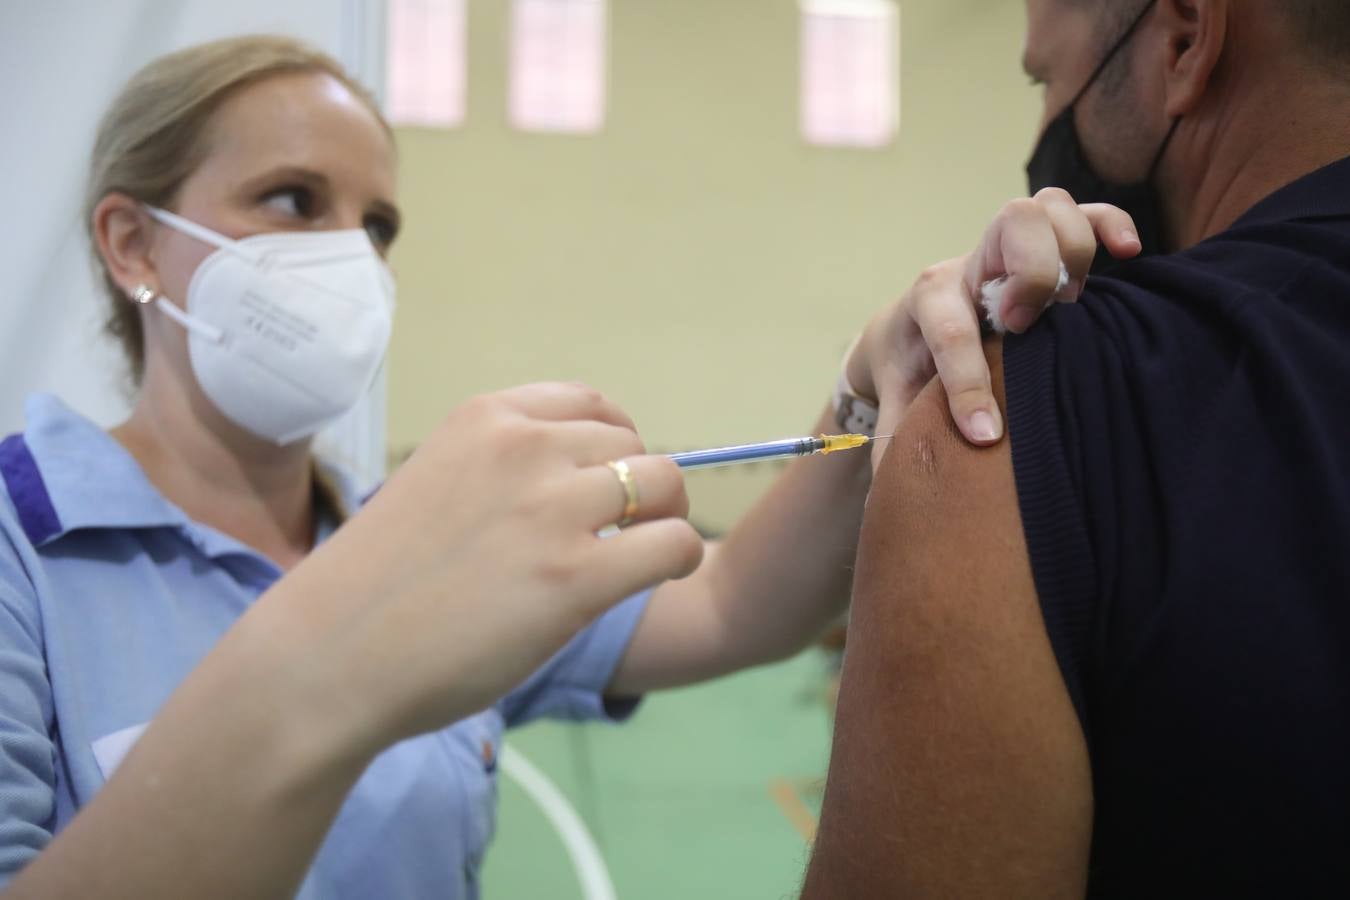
1005, 154, 1350, 896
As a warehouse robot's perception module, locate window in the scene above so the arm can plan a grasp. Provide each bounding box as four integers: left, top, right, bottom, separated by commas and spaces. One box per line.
385, 0, 468, 128
800, 0, 900, 148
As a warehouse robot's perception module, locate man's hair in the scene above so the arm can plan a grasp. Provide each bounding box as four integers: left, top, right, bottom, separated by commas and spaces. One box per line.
1281, 1, 1350, 73
1073, 1, 1350, 74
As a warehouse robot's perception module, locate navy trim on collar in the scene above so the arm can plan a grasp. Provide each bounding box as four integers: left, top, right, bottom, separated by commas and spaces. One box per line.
1232, 154, 1350, 230
0, 434, 62, 546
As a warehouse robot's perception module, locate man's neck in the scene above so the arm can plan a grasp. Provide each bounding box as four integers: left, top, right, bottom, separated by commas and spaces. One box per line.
1165, 68, 1350, 248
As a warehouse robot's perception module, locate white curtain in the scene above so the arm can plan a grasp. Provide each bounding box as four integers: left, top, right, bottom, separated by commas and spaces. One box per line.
0, 0, 389, 489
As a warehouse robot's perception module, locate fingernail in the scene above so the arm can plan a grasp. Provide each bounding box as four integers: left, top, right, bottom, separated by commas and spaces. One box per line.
1005, 306, 1036, 333
1121, 228, 1141, 247
968, 410, 1001, 442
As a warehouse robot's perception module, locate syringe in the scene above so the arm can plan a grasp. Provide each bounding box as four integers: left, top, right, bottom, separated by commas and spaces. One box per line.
669, 433, 889, 470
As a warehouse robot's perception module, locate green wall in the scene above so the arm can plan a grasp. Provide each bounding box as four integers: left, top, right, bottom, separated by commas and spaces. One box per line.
388, 0, 1040, 533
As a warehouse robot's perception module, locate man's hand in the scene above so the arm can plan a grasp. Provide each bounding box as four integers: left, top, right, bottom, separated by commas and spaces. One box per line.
846, 189, 1141, 463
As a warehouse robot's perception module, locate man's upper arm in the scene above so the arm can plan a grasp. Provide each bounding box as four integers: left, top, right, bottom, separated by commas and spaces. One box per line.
802, 340, 1092, 899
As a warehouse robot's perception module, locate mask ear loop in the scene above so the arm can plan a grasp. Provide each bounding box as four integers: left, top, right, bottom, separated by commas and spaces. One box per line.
145, 206, 239, 254
1146, 116, 1183, 179
130, 283, 226, 343
138, 207, 230, 344
153, 296, 225, 343
1065, 0, 1161, 111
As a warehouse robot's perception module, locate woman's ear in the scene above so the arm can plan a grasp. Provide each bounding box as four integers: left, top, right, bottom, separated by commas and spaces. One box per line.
1158, 0, 1229, 118
92, 193, 159, 298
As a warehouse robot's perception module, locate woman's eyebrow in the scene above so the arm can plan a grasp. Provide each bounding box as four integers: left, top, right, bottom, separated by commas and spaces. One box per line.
238, 165, 330, 193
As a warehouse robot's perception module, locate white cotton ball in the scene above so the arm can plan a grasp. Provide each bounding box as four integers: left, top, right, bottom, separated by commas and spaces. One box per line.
980, 277, 1012, 335
979, 260, 1071, 334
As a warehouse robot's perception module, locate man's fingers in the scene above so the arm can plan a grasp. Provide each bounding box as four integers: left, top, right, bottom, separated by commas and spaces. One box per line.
1078, 203, 1143, 259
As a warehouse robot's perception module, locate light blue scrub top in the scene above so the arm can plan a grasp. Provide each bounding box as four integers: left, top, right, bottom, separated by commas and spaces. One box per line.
0, 395, 650, 899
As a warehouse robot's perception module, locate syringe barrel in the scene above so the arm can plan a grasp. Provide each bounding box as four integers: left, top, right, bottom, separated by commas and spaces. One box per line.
669, 437, 819, 470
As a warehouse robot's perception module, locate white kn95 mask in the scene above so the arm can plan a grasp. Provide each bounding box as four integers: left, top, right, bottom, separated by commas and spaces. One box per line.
145, 206, 395, 445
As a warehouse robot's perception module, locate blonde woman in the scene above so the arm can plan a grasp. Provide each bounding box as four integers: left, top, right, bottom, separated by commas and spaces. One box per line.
0, 34, 1131, 899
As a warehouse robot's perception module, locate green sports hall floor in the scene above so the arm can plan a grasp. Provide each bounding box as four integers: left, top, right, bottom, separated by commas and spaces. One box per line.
482, 650, 838, 899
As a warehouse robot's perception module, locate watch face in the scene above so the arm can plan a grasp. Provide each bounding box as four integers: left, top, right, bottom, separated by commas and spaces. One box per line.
846, 409, 877, 435
835, 395, 878, 436
845, 410, 871, 434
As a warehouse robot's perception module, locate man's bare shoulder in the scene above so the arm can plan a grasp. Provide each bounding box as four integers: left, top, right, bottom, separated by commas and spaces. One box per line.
802, 340, 1093, 900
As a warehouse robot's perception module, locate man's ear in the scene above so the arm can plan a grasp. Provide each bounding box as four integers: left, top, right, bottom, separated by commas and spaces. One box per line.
1157, 0, 1229, 118
93, 193, 160, 298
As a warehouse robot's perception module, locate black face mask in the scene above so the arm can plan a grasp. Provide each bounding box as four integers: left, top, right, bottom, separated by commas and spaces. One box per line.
1026, 0, 1179, 272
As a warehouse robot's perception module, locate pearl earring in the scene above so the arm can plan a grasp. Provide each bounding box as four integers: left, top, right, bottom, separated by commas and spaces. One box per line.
131, 284, 156, 305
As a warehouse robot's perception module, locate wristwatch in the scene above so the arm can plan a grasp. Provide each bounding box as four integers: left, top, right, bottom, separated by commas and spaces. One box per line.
832, 368, 879, 437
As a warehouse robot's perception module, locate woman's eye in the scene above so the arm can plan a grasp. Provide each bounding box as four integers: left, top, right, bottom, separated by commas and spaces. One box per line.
261, 187, 314, 218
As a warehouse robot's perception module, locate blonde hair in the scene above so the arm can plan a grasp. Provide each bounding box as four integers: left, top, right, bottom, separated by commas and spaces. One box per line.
84, 34, 391, 381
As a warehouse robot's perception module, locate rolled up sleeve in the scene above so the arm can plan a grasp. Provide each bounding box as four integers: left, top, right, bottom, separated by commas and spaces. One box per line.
498, 590, 652, 728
